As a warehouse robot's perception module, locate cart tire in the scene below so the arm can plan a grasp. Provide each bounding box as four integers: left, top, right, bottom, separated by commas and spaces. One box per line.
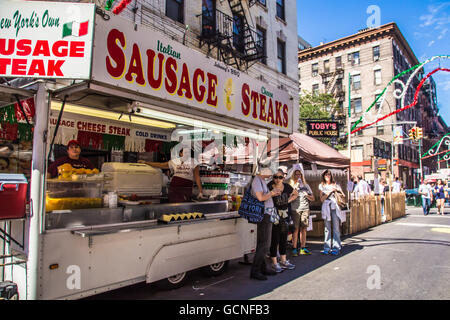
155, 272, 187, 290
201, 261, 229, 277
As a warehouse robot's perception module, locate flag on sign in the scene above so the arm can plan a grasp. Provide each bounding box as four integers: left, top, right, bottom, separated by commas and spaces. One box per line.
62, 21, 89, 38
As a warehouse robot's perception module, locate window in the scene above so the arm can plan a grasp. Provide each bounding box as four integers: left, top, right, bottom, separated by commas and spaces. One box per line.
335, 56, 342, 69
256, 27, 267, 64
377, 121, 384, 135
277, 40, 286, 74
233, 14, 245, 53
336, 78, 343, 92
373, 46, 380, 61
276, 0, 285, 20
352, 123, 363, 136
312, 84, 319, 96
324, 60, 330, 73
352, 74, 361, 90
312, 63, 318, 77
374, 69, 382, 85
348, 51, 360, 66
352, 98, 362, 113
166, 0, 184, 24
375, 95, 382, 110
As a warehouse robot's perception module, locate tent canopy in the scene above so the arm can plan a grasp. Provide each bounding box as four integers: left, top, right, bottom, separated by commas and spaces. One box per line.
266, 133, 350, 168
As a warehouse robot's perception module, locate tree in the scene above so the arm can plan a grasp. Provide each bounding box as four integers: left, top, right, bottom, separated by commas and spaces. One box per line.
298, 90, 347, 150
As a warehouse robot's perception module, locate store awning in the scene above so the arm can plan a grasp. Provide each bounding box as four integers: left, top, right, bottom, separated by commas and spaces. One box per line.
0, 84, 35, 106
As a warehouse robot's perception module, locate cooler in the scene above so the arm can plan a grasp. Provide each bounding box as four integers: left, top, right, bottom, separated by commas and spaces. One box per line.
101, 162, 163, 196
0, 174, 28, 220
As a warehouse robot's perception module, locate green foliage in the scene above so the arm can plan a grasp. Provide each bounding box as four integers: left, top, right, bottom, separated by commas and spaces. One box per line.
298, 90, 347, 150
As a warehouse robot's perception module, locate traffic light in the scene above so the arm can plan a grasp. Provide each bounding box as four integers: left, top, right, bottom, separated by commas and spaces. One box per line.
409, 127, 417, 140
416, 127, 423, 139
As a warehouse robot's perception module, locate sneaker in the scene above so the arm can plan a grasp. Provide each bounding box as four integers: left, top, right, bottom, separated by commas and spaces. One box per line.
292, 248, 299, 256
300, 248, 312, 255
330, 249, 340, 256
321, 249, 331, 255
279, 260, 295, 270
272, 263, 283, 273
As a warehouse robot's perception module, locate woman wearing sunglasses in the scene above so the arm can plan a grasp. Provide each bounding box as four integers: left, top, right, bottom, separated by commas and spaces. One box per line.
319, 169, 345, 255
267, 169, 298, 272
288, 164, 315, 256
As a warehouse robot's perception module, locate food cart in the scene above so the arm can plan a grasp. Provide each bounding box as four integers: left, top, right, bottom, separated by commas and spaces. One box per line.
1, 3, 295, 299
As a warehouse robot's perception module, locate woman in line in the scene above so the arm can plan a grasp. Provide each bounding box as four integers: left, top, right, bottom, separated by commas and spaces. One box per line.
435, 179, 446, 215
288, 164, 315, 256
319, 169, 345, 255
268, 169, 298, 272
249, 167, 282, 281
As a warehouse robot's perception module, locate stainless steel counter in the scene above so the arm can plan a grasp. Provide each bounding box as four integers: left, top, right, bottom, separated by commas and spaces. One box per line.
45, 200, 231, 231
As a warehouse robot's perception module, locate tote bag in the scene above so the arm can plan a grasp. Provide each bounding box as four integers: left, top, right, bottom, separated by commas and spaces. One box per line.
238, 177, 265, 224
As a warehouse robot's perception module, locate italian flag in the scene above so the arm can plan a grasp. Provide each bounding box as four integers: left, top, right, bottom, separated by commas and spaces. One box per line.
62, 21, 89, 38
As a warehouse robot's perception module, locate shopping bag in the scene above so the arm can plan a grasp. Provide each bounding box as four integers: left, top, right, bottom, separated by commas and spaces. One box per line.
238, 185, 265, 224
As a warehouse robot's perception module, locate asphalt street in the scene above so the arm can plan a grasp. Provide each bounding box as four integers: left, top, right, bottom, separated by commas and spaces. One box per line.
87, 206, 450, 300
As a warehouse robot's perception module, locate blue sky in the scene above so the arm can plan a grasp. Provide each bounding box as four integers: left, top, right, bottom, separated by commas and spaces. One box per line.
297, 0, 450, 126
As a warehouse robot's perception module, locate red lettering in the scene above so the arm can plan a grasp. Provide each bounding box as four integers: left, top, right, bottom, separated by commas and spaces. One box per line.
16, 39, 32, 56
267, 99, 275, 124
0, 39, 14, 55
177, 63, 193, 99
206, 73, 218, 107
106, 29, 126, 78
125, 44, 145, 85
52, 41, 68, 57
241, 83, 251, 116
259, 93, 267, 122
11, 59, 27, 75
69, 41, 84, 58
251, 91, 259, 119
32, 40, 50, 56
146, 50, 164, 89
164, 57, 178, 94
48, 60, 64, 76
27, 59, 45, 76
282, 104, 288, 128
193, 68, 206, 102
275, 101, 282, 126
0, 58, 11, 74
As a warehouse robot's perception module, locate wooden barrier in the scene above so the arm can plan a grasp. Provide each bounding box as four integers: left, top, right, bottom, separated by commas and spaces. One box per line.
306, 192, 405, 238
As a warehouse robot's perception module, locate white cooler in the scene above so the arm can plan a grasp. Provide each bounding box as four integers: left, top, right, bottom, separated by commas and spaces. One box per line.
101, 162, 163, 196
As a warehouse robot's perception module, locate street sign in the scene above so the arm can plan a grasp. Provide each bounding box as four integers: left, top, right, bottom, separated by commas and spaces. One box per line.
306, 121, 339, 138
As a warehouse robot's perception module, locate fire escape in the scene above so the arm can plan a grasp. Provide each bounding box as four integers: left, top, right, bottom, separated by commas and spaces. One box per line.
198, 0, 265, 71
320, 65, 345, 117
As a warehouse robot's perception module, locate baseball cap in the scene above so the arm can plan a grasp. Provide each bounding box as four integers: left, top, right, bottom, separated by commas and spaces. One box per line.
67, 140, 80, 147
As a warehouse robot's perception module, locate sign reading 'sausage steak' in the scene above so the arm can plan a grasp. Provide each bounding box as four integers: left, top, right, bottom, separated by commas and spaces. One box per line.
91, 14, 293, 133
306, 121, 339, 138
0, 1, 95, 79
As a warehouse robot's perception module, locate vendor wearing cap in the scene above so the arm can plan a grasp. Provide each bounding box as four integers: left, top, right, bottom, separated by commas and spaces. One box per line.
48, 140, 95, 178
139, 147, 203, 203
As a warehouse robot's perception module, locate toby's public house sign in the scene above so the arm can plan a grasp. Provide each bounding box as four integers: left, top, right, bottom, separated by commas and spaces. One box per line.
0, 1, 95, 79
306, 121, 339, 138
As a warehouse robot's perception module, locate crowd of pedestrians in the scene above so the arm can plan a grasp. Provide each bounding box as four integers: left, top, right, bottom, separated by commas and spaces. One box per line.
249, 165, 345, 281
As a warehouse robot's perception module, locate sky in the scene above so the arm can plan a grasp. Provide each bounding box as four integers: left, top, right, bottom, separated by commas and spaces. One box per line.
297, 0, 450, 126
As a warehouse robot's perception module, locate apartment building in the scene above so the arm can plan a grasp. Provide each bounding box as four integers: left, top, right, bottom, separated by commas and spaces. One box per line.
298, 22, 440, 188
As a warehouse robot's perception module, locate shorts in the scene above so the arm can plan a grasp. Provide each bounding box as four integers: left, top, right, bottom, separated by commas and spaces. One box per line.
292, 209, 310, 228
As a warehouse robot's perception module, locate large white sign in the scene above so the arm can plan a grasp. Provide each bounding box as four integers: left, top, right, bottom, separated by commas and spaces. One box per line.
0, 1, 95, 79
91, 14, 293, 133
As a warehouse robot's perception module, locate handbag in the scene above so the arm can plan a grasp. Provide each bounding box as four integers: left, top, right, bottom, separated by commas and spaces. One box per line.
335, 189, 347, 210
238, 177, 265, 224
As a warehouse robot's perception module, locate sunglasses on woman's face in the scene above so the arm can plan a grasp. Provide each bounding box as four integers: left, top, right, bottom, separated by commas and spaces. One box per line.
273, 175, 284, 179
325, 173, 331, 177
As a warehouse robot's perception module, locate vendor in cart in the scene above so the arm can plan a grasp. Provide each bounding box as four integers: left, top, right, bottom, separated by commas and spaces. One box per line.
139, 147, 203, 202
48, 140, 95, 178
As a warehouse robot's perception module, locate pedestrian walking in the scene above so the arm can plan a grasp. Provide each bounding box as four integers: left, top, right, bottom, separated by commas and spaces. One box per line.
354, 175, 371, 199
267, 169, 297, 272
434, 179, 446, 215
249, 167, 281, 281
319, 169, 345, 256
287, 164, 315, 256
392, 177, 402, 193
418, 179, 433, 216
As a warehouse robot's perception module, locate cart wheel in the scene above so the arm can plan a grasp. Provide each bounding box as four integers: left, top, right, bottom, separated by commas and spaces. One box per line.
201, 261, 229, 277
155, 272, 187, 290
